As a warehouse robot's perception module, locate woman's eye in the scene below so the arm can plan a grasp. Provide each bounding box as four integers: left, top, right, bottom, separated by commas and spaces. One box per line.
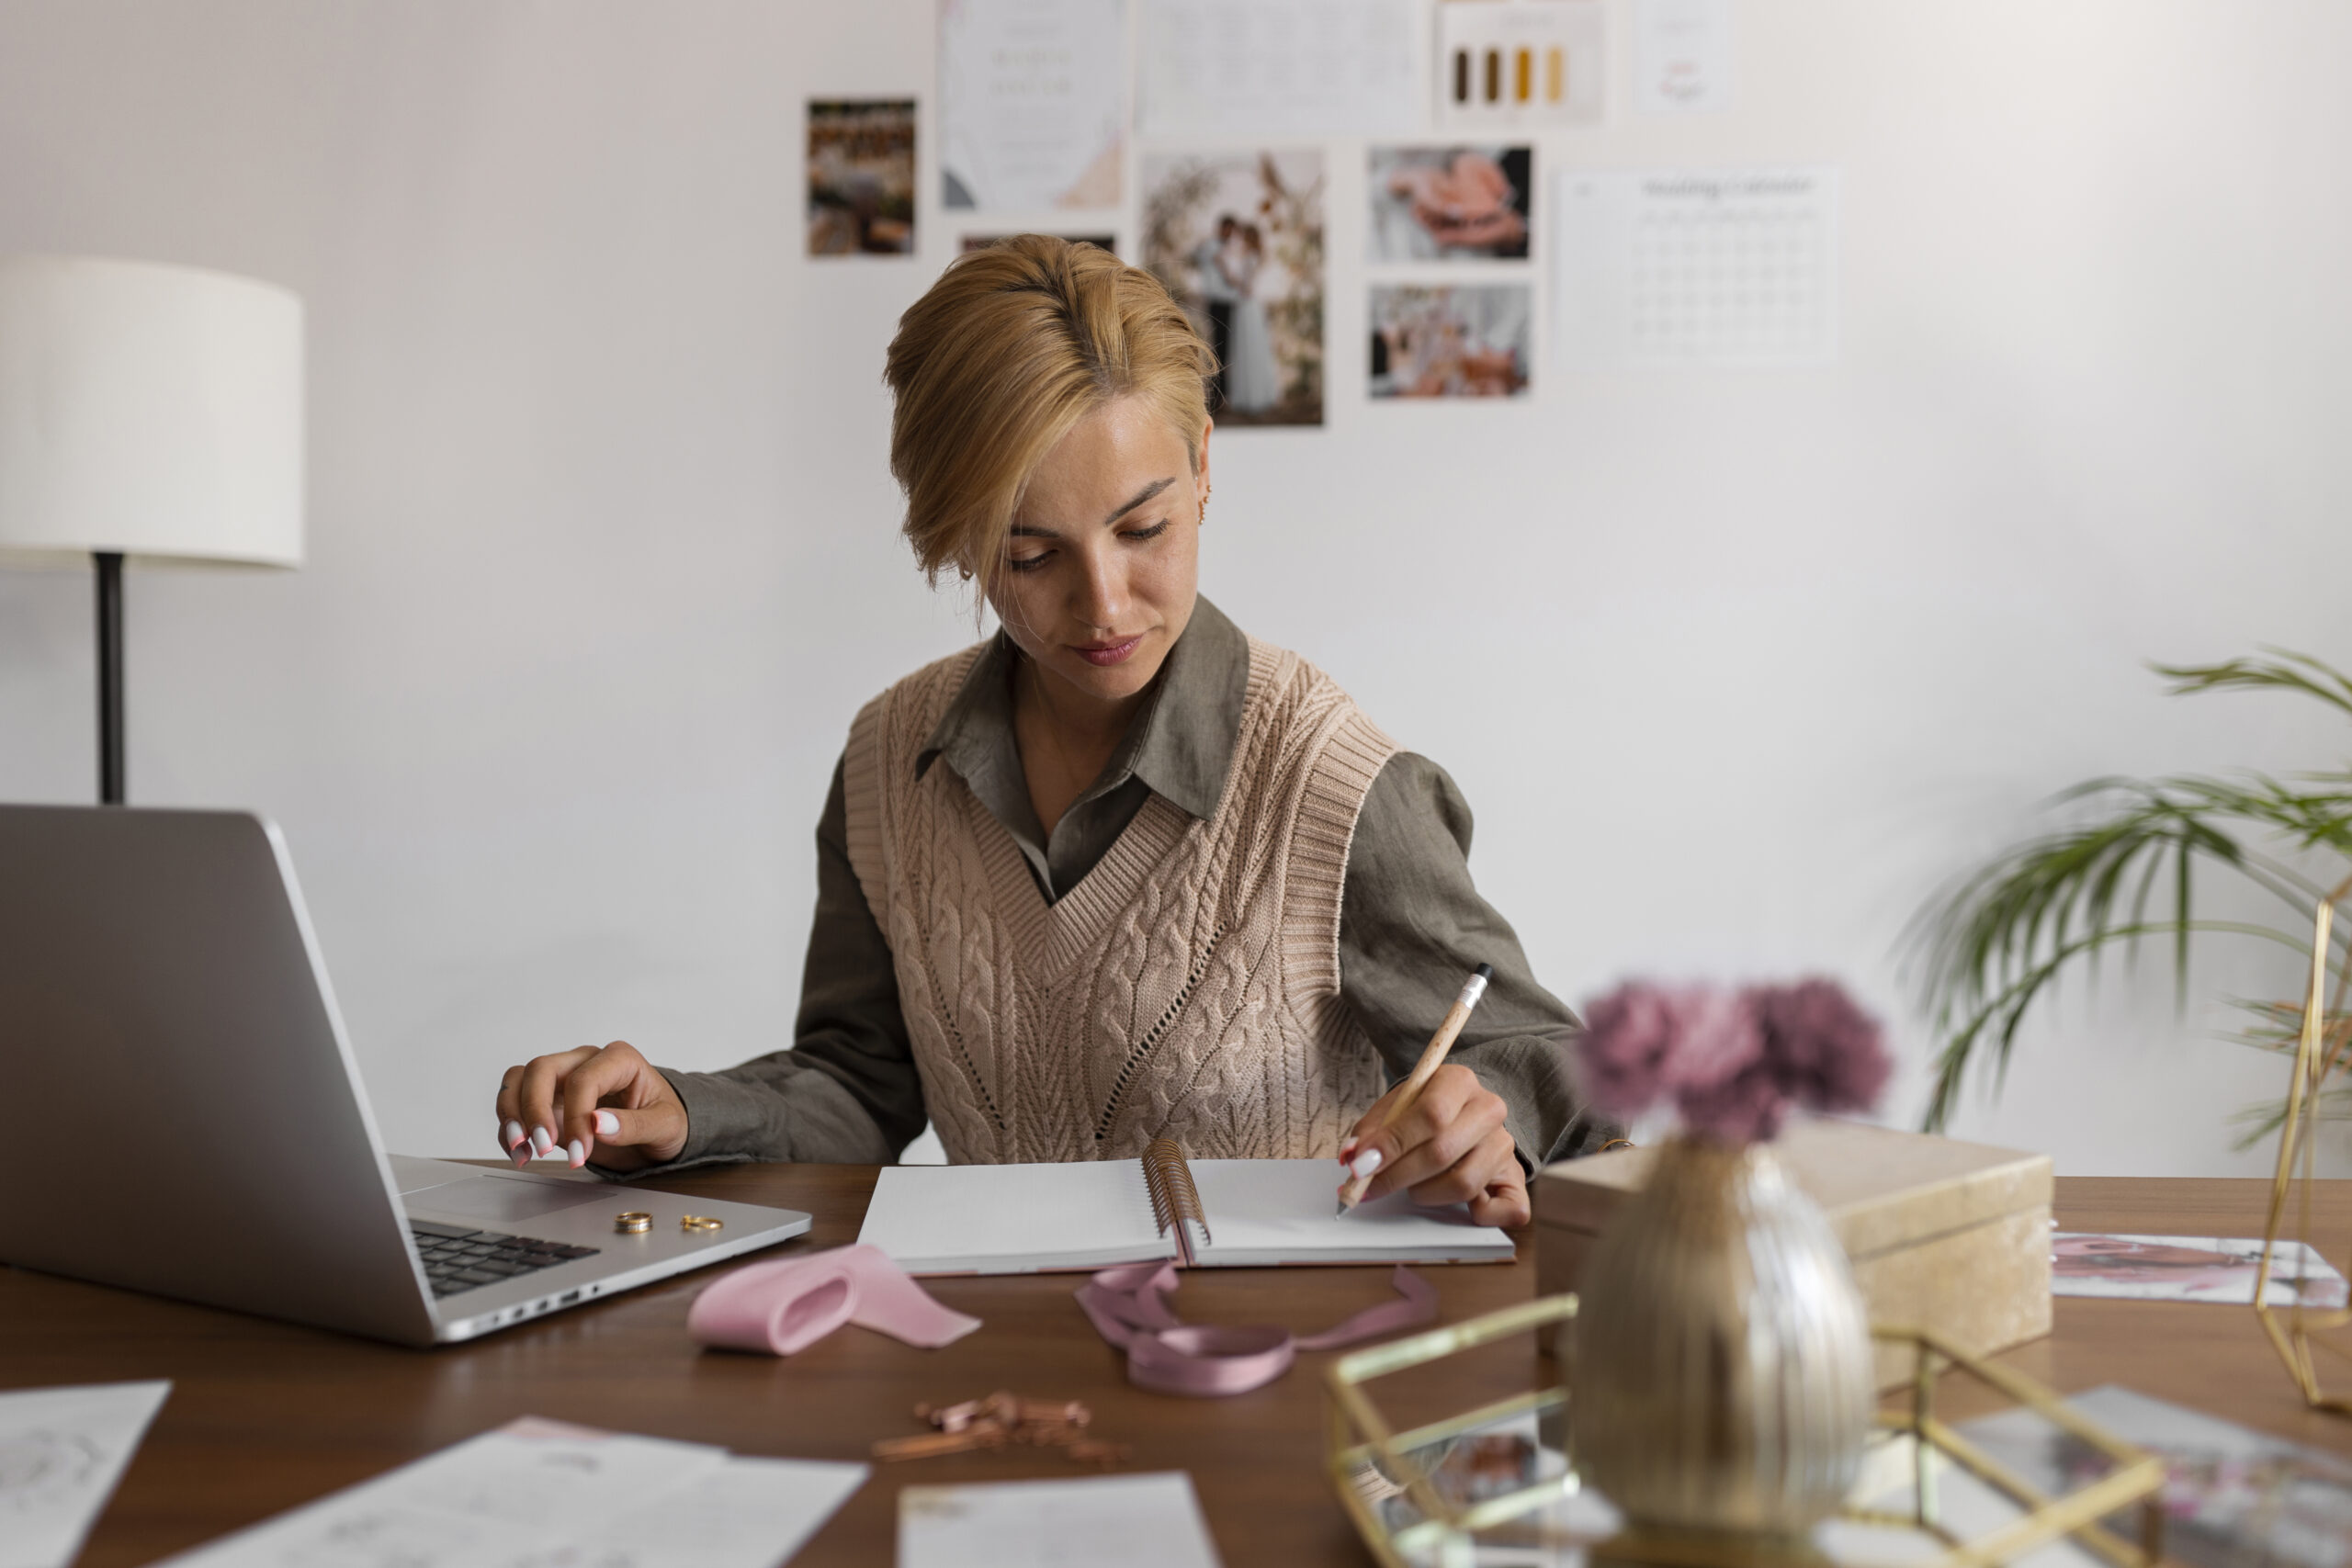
1006, 552, 1052, 573
1124, 520, 1170, 543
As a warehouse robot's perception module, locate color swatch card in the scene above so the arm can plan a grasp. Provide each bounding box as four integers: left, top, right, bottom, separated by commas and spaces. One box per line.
0, 1380, 170, 1568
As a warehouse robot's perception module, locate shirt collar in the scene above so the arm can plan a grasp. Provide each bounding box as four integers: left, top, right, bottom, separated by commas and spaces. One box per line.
915, 594, 1250, 824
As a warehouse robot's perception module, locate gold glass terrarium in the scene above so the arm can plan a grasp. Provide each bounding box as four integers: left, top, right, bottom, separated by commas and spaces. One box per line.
1324, 1296, 2166, 1568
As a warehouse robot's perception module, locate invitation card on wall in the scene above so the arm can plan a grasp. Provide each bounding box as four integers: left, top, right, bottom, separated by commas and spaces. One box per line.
1634, 0, 1735, 113
940, 0, 1126, 211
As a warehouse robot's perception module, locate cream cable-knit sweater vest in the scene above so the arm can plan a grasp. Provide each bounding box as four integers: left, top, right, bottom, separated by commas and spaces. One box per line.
842, 635, 1397, 1164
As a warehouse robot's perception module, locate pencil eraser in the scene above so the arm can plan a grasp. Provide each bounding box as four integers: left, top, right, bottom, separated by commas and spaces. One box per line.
1474, 963, 1494, 980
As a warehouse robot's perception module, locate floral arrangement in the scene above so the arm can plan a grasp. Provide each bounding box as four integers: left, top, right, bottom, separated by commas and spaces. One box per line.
1577, 978, 1893, 1144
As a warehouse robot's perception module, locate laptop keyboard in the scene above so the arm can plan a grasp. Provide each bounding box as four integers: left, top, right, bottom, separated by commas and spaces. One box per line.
410, 1218, 601, 1299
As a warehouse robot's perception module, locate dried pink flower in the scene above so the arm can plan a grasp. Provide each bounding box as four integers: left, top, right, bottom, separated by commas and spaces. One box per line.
1751, 978, 1891, 1115
1676, 1055, 1790, 1144
1573, 982, 1687, 1121
1575, 975, 1891, 1145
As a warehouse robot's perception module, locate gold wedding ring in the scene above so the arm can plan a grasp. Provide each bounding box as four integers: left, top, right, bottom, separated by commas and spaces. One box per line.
614, 1211, 652, 1234
680, 1214, 723, 1233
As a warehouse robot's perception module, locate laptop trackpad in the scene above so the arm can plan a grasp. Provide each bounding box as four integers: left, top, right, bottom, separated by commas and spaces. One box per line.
411, 1177, 616, 1225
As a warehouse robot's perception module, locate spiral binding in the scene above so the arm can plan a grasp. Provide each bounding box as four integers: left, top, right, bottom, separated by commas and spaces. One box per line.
1142, 1136, 1211, 1268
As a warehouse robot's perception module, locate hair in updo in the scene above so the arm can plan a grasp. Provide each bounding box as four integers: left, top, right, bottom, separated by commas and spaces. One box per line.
883, 235, 1214, 587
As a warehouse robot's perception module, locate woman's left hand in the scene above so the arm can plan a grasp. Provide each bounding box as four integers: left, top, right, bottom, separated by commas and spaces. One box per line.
1338, 1065, 1530, 1228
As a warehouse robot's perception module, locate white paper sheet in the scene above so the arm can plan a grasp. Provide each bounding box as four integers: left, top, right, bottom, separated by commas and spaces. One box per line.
899, 1472, 1223, 1568
940, 0, 1126, 211
1634, 0, 1734, 113
160, 1417, 866, 1568
1138, 0, 1416, 138
1554, 165, 1838, 367
0, 1380, 171, 1568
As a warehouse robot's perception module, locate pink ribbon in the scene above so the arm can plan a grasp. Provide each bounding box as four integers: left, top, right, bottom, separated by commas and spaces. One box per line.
688, 1244, 982, 1355
1075, 1260, 1438, 1396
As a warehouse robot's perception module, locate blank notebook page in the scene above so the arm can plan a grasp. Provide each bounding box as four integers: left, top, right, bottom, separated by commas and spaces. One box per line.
1185, 1159, 1513, 1263
857, 1160, 1170, 1272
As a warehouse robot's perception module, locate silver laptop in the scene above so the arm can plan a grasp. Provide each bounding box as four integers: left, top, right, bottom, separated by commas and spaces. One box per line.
0, 805, 811, 1346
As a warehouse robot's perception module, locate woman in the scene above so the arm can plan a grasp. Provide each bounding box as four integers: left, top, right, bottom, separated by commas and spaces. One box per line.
1220, 223, 1281, 415
493, 237, 1613, 1226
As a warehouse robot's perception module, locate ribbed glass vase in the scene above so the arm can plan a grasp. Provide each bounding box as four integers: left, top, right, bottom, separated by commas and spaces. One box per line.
1572, 1135, 1873, 1544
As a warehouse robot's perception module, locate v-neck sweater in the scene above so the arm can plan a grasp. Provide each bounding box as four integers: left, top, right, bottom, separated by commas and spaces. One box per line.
841, 632, 1392, 1162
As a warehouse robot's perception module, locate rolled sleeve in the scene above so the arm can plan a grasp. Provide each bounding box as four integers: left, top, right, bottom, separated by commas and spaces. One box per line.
608, 753, 928, 1175
1339, 751, 1621, 1169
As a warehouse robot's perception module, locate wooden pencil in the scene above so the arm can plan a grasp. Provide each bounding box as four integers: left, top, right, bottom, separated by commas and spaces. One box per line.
1338, 962, 1493, 1214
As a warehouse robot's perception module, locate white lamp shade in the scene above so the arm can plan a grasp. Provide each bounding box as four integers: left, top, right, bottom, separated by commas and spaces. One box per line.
0, 254, 303, 567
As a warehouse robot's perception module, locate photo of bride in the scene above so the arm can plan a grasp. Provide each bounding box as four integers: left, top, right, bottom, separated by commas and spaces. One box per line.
1141, 150, 1325, 427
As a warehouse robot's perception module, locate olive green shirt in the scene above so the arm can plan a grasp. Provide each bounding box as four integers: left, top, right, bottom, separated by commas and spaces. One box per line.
650, 598, 1615, 1174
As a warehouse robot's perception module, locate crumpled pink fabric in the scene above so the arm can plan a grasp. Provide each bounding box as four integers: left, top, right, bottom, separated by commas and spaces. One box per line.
688, 1244, 981, 1355
1076, 1261, 1437, 1396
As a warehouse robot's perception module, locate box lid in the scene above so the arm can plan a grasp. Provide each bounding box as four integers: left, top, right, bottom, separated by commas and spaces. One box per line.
1532, 1118, 2052, 1260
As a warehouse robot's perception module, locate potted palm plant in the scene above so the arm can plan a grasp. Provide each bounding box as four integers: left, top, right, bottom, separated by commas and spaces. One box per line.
1909, 649, 2352, 1144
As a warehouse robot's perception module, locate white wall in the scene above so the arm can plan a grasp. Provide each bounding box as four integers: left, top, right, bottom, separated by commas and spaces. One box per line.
1, 1, 2345, 1174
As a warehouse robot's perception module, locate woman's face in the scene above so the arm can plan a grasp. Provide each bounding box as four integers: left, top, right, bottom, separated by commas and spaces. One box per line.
985, 395, 1209, 711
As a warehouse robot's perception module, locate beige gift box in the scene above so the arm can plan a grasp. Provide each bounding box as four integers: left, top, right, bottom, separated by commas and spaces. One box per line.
1533, 1119, 2053, 1389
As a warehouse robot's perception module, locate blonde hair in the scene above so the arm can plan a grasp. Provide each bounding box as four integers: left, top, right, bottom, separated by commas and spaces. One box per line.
883, 235, 1213, 586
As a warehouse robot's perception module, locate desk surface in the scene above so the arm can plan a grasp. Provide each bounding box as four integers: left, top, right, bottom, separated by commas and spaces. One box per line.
7, 1171, 2352, 1567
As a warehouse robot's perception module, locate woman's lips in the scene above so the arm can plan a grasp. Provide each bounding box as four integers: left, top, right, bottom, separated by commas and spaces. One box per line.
1073, 635, 1145, 667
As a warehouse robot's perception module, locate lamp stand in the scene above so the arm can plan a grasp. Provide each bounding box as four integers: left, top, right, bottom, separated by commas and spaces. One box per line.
96, 550, 125, 805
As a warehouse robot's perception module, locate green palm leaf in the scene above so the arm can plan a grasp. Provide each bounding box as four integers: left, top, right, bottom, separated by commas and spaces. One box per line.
1906, 651, 2352, 1135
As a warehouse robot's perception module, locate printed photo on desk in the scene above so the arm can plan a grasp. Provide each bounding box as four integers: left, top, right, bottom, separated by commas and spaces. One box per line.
1141, 149, 1324, 426
1368, 146, 1532, 261
1370, 285, 1532, 400
808, 98, 915, 256
1958, 1385, 2352, 1568
2052, 1231, 2349, 1308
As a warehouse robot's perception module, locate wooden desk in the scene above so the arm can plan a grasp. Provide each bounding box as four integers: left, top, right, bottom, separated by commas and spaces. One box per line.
6, 1172, 2350, 1567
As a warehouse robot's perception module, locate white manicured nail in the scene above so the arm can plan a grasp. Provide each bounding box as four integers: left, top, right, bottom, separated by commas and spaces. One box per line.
531, 1125, 553, 1155
566, 1138, 586, 1168
594, 1111, 619, 1136
502, 1120, 525, 1150
1350, 1148, 1384, 1180
511, 1146, 529, 1168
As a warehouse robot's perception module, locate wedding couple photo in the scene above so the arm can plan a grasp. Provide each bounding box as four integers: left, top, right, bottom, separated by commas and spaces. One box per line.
1141, 150, 1325, 427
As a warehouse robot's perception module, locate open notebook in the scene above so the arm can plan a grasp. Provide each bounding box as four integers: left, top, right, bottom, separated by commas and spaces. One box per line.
856, 1138, 1515, 1275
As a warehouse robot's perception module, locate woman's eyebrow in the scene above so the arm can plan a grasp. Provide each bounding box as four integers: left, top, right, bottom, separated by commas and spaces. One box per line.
1102, 477, 1176, 525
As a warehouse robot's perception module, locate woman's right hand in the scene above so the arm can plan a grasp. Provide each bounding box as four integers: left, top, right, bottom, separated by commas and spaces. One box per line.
494, 1041, 688, 1173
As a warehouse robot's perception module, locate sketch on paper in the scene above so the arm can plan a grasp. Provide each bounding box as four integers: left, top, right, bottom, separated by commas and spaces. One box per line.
1141, 150, 1325, 427
0, 1380, 170, 1568
158, 1420, 868, 1568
